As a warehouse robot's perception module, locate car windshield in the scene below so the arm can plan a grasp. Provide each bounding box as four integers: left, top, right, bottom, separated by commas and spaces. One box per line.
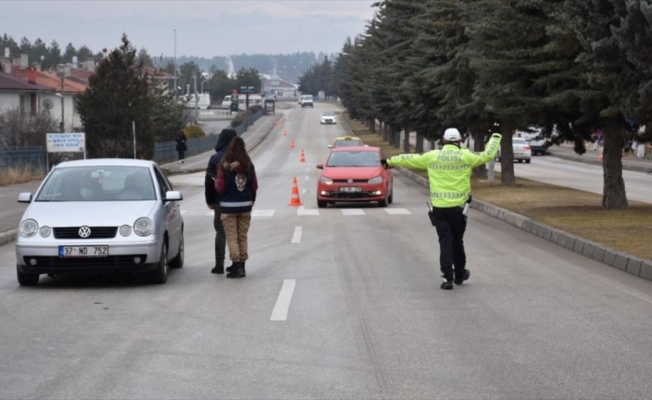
334, 139, 362, 147
322, 112, 335, 116
35, 166, 157, 202
327, 151, 380, 167
301, 95, 313, 100
513, 138, 528, 145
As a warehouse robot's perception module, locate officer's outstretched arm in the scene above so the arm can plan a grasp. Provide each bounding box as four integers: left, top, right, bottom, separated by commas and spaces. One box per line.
387, 152, 432, 170
464, 134, 502, 168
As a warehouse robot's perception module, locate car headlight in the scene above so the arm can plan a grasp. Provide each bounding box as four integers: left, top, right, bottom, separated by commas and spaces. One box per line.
19, 219, 38, 238
368, 176, 383, 184
134, 218, 154, 237
320, 176, 334, 185
39, 226, 51, 238
119, 225, 132, 237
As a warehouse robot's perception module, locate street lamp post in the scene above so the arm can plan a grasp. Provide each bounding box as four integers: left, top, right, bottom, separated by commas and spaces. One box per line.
129, 101, 136, 159
240, 86, 255, 110
58, 77, 65, 132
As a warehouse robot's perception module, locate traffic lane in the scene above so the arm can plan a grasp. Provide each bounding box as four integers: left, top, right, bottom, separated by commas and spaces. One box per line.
497, 156, 652, 203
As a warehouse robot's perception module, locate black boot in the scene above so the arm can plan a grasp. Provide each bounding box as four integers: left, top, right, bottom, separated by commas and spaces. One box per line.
226, 262, 237, 273
211, 263, 224, 274
227, 262, 246, 278
440, 280, 454, 290
454, 269, 470, 285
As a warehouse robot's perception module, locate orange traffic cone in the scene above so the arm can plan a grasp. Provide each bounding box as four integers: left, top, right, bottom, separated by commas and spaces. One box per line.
283, 129, 288, 136
290, 139, 295, 149
599, 151, 603, 162
288, 177, 303, 206
300, 149, 306, 163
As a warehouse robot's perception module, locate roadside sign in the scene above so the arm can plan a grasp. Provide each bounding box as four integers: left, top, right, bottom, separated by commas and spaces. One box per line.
46, 133, 86, 153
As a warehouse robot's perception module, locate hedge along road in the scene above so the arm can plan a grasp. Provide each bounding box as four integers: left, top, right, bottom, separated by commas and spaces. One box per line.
1, 102, 652, 399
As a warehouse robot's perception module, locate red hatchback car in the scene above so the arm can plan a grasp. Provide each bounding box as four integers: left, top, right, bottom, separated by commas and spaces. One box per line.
316, 146, 394, 208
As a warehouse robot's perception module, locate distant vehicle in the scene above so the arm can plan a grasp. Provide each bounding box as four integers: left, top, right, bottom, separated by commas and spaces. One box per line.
516, 128, 548, 155
320, 111, 336, 124
180, 93, 211, 110
497, 137, 532, 163
316, 146, 394, 208
300, 94, 314, 108
328, 136, 364, 149
14, 159, 185, 286
220, 94, 264, 111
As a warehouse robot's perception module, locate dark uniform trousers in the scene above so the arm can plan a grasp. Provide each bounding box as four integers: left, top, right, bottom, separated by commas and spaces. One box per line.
213, 204, 227, 267
433, 206, 467, 281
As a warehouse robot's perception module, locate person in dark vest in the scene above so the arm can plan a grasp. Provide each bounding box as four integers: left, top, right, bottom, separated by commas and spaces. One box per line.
214, 137, 258, 278
175, 130, 187, 163
205, 128, 238, 274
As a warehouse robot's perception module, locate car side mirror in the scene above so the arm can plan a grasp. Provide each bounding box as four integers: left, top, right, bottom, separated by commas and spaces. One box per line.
17, 193, 33, 203
327, 144, 333, 149
316, 164, 324, 169
164, 191, 183, 202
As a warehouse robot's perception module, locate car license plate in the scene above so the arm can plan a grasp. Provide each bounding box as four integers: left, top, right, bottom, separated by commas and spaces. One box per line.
59, 246, 109, 258
340, 187, 361, 193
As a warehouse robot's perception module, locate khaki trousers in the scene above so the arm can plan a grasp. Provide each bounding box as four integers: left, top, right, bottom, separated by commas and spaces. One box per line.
221, 212, 252, 262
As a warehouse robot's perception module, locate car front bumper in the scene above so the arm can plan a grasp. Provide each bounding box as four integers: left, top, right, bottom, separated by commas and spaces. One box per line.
318, 183, 386, 202
16, 239, 161, 275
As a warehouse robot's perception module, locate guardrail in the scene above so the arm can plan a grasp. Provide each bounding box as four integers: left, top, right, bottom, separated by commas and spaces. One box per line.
0, 146, 46, 173
153, 108, 264, 164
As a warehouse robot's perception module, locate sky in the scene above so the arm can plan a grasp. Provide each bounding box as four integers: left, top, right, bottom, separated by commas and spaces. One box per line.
0, 0, 377, 58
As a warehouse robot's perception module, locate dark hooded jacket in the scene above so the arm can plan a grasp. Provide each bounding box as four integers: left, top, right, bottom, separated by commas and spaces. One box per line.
215, 161, 258, 214
205, 129, 238, 205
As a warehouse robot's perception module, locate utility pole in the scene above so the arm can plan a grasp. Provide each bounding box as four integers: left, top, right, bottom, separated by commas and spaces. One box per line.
173, 29, 177, 103
193, 73, 198, 123
60, 76, 65, 132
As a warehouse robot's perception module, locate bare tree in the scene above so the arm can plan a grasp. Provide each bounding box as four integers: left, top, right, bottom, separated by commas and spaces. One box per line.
0, 107, 59, 149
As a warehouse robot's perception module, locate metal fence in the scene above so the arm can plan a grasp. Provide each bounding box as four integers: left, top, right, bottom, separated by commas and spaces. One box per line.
153, 108, 264, 164
0, 146, 47, 174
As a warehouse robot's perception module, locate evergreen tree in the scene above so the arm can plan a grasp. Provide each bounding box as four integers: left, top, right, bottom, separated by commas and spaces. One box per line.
137, 48, 154, 68
77, 34, 154, 158
63, 43, 76, 63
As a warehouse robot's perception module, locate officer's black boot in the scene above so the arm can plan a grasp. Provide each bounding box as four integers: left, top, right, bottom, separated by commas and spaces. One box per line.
454, 269, 470, 285
226, 263, 236, 273
227, 262, 245, 278
440, 280, 454, 290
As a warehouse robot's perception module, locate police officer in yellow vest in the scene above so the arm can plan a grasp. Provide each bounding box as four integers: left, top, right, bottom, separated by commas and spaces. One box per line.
381, 128, 502, 290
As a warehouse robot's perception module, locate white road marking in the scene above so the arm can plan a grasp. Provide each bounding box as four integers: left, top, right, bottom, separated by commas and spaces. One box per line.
306, 167, 310, 171
205, 211, 214, 216
342, 209, 365, 216
305, 176, 309, 181
297, 206, 320, 216
301, 188, 307, 194
291, 226, 303, 243
385, 208, 411, 215
270, 279, 297, 321
180, 210, 187, 215
252, 210, 276, 217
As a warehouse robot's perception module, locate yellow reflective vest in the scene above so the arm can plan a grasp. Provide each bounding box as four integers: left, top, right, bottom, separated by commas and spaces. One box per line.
387, 134, 502, 208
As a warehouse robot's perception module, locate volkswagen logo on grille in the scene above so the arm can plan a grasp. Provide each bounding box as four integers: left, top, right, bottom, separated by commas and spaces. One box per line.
78, 226, 92, 238
347, 179, 353, 183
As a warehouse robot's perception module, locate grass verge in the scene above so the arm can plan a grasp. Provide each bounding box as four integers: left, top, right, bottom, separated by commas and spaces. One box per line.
344, 114, 652, 261
0, 166, 44, 186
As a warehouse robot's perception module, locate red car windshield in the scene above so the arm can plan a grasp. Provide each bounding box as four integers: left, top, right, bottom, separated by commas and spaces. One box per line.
327, 151, 380, 167
334, 140, 362, 147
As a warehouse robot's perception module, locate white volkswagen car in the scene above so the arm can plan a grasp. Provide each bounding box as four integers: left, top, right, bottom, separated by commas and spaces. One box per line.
15, 159, 184, 286
320, 111, 337, 125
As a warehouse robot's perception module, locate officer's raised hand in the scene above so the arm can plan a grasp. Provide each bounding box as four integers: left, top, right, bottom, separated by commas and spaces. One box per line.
380, 158, 388, 167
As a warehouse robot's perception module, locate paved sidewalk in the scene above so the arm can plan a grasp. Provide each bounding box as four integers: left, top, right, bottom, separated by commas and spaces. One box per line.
160, 114, 281, 175
547, 144, 652, 174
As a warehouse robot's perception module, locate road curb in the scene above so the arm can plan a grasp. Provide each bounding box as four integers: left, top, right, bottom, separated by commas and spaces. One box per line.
393, 167, 652, 283
547, 150, 652, 174
162, 115, 282, 176
0, 229, 17, 246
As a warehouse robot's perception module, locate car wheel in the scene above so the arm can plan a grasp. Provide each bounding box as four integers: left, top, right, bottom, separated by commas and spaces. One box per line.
169, 232, 184, 269
378, 193, 388, 208
388, 188, 393, 204
525, 159, 531, 164
317, 199, 327, 208
16, 265, 39, 286
150, 242, 168, 284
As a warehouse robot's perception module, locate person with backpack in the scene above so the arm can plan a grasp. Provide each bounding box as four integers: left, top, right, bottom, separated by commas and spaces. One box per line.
214, 137, 258, 278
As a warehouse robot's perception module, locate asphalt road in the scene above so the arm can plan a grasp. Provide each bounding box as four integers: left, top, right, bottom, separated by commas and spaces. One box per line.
496, 156, 652, 203
2, 103, 652, 399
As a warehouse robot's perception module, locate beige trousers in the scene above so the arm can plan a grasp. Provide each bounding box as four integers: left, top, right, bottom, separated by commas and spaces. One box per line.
221, 212, 252, 262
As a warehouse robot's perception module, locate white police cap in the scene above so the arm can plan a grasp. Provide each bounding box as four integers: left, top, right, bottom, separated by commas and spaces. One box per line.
443, 128, 462, 141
